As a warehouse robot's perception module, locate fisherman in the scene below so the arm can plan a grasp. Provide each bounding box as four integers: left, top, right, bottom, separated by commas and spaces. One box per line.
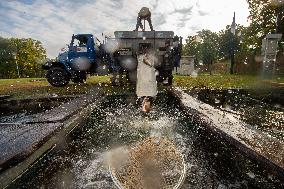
136, 46, 157, 113
134, 7, 154, 31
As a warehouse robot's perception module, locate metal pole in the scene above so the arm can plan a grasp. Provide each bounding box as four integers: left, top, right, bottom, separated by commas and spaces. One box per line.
230, 12, 236, 74
262, 39, 267, 78
230, 48, 235, 74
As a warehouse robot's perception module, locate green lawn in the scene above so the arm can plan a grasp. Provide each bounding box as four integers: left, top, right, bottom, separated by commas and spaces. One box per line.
272, 77, 284, 84
0, 74, 283, 100
173, 74, 259, 89
174, 74, 284, 89
0, 76, 111, 99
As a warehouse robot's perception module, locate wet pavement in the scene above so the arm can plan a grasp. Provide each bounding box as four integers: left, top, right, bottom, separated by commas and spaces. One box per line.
0, 93, 101, 175
0, 96, 75, 118
15, 92, 283, 189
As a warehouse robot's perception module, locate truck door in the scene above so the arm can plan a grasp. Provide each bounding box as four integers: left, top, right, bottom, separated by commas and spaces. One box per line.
68, 35, 96, 68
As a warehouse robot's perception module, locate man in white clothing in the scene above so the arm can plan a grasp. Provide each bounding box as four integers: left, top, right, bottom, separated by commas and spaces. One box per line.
136, 47, 157, 112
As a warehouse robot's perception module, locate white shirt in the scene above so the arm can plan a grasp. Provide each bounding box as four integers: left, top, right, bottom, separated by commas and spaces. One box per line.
136, 54, 157, 97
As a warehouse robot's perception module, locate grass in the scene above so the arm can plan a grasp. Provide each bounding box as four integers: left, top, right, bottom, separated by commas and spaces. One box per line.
0, 76, 111, 100
0, 74, 283, 100
173, 74, 284, 89
173, 74, 259, 89
272, 77, 284, 83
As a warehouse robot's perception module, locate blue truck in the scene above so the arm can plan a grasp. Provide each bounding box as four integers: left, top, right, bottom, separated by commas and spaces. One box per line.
42, 31, 182, 87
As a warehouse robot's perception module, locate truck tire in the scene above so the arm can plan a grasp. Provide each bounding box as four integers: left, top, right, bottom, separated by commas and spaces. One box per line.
72, 72, 86, 83
46, 67, 70, 87
168, 74, 173, 85
72, 78, 84, 84
127, 71, 137, 84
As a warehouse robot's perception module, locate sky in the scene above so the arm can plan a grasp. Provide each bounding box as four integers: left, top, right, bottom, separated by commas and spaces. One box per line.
0, 0, 250, 58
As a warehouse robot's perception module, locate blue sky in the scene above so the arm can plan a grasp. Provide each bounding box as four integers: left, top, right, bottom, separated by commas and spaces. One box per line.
0, 0, 250, 58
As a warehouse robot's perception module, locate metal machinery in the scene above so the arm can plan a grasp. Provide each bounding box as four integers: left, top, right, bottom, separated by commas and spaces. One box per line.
42, 15, 182, 87
110, 31, 182, 85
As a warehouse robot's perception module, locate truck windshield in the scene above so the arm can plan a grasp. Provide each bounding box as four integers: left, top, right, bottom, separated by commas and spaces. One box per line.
73, 36, 88, 46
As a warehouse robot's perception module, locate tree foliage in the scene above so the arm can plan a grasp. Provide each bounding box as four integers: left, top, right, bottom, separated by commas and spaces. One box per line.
183, 30, 219, 64
247, 0, 284, 49
0, 37, 14, 78
219, 26, 241, 59
183, 36, 201, 64
183, 30, 219, 74
0, 37, 46, 78
198, 30, 219, 66
183, 1, 284, 74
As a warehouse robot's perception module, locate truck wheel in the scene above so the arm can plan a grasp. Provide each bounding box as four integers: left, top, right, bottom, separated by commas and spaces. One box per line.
127, 71, 137, 84
168, 74, 173, 85
72, 72, 86, 83
46, 67, 70, 87
73, 78, 84, 83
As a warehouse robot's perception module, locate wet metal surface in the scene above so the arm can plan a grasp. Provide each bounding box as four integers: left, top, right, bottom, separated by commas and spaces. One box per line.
0, 93, 101, 174
0, 95, 96, 124
14, 92, 283, 189
0, 96, 75, 118
0, 122, 62, 167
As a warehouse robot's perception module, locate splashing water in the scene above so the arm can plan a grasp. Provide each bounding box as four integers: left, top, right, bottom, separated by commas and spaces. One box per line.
24, 93, 283, 189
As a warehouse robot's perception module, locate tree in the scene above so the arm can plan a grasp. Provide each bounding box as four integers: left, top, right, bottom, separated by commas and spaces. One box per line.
0, 37, 16, 78
183, 35, 201, 64
0, 36, 46, 78
198, 30, 219, 75
183, 30, 219, 74
182, 1, 284, 75
219, 25, 242, 74
247, 0, 284, 49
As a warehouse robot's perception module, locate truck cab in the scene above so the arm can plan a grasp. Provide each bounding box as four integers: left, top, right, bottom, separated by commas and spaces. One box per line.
43, 34, 100, 86
68, 34, 96, 66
